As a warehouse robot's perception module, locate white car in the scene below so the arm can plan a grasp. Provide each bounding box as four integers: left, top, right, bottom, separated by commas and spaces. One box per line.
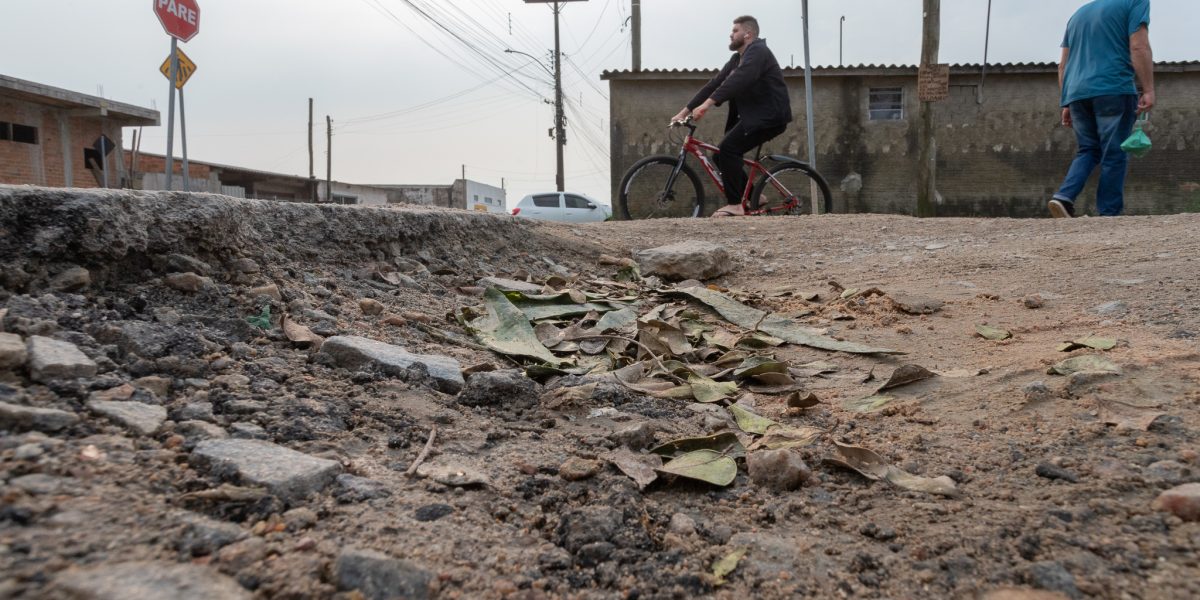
510, 192, 611, 223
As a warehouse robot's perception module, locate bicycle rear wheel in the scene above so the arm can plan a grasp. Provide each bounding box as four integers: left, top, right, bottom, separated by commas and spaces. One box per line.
749, 162, 833, 215
618, 156, 706, 220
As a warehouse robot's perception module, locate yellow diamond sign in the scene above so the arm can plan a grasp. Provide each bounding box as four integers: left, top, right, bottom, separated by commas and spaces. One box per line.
159, 48, 197, 89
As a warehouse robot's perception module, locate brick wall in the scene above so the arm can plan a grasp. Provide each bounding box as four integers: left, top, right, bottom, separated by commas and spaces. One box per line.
606, 65, 1200, 217
1, 97, 128, 188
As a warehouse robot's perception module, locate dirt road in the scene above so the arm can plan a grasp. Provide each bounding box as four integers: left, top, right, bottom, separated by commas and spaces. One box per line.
1, 188, 1197, 599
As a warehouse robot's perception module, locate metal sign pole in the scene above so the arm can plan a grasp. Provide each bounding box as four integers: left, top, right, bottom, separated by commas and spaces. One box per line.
801, 0, 819, 213
180, 85, 190, 192
165, 38, 178, 191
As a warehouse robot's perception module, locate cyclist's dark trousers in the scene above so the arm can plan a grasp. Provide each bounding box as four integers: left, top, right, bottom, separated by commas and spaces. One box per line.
717, 122, 787, 206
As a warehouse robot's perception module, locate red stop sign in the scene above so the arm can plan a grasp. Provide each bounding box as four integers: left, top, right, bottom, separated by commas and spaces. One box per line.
154, 0, 200, 42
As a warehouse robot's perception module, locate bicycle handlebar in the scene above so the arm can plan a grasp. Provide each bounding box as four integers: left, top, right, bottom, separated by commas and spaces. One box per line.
668, 115, 697, 133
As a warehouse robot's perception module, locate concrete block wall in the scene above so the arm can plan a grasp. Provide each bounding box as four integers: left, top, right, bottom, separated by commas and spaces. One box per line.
607, 65, 1200, 218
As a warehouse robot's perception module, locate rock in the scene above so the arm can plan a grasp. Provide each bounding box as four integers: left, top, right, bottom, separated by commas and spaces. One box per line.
635, 241, 732, 281
48, 267, 90, 292
559, 457, 603, 481
104, 320, 207, 360
575, 541, 616, 567
1145, 460, 1191, 485
891, 294, 944, 315
163, 253, 213, 275
1025, 561, 1080, 599
983, 588, 1071, 600
359, 298, 385, 316
191, 439, 342, 503
556, 506, 623, 552
248, 283, 281, 301
335, 474, 392, 502
0, 401, 79, 432
87, 400, 167, 436
320, 335, 464, 394
133, 375, 172, 398
1022, 381, 1052, 403
747, 449, 811, 491
215, 537, 268, 572
176, 420, 229, 444
165, 272, 213, 293
414, 503, 454, 522
27, 335, 97, 382
10, 473, 76, 495
1152, 483, 1200, 522
283, 507, 319, 530
0, 332, 27, 369
476, 277, 543, 294
1092, 301, 1128, 316
177, 512, 248, 556
334, 547, 433, 600
174, 402, 215, 422
232, 258, 261, 274
608, 422, 657, 450
1022, 294, 1045, 309
668, 513, 697, 536
415, 462, 490, 488
52, 561, 251, 600
381, 314, 408, 327
229, 422, 268, 439
1035, 463, 1079, 483
456, 370, 540, 409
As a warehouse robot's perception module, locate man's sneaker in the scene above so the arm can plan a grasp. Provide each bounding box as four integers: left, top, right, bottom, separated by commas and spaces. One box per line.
1048, 199, 1075, 218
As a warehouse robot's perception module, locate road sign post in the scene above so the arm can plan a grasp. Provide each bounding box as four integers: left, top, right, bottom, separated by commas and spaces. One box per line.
154, 0, 200, 191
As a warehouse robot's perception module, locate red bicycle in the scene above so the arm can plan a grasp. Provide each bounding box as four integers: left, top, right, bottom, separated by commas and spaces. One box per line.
617, 117, 832, 220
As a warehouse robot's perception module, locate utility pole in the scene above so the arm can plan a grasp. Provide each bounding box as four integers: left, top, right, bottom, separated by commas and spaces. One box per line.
631, 0, 641, 71
523, 1, 584, 193
916, 0, 940, 218
326, 116, 332, 203
552, 2, 565, 192
308, 98, 316, 202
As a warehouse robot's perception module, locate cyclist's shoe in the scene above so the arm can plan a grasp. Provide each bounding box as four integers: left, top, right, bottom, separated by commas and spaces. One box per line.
1048, 199, 1075, 218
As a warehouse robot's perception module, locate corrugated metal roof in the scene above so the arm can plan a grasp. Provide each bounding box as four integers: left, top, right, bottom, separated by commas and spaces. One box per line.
601, 60, 1200, 79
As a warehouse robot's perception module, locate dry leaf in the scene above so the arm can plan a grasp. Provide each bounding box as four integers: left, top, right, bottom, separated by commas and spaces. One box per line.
877, 364, 936, 392
604, 448, 661, 490
281, 314, 323, 349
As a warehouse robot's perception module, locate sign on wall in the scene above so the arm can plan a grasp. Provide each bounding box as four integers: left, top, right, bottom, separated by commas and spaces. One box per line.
918, 64, 950, 102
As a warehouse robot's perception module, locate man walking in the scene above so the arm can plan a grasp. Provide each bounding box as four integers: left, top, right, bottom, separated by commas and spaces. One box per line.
671, 15, 792, 217
1049, 0, 1154, 218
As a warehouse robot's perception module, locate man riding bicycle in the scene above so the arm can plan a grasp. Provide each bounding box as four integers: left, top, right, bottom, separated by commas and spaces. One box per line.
671, 15, 792, 217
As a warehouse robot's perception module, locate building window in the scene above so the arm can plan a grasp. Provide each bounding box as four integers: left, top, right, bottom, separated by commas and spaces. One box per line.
868, 87, 904, 121
331, 194, 358, 205
0, 121, 39, 145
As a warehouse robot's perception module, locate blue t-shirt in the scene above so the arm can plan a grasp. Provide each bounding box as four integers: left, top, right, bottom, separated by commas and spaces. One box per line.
1060, 0, 1151, 106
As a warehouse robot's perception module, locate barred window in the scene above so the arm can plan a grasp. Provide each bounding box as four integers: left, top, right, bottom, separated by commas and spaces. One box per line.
868, 88, 904, 121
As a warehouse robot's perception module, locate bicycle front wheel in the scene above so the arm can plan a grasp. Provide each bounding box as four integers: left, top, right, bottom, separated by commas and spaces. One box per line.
618, 156, 706, 220
750, 162, 833, 215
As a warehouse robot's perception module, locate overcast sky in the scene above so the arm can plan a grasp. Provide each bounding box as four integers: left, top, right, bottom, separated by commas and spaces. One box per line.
3, 1, 1194, 207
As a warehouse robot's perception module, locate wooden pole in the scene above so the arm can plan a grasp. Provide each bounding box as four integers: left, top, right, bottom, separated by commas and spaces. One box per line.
631, 0, 641, 71
308, 98, 316, 202
916, 0, 940, 218
326, 116, 332, 203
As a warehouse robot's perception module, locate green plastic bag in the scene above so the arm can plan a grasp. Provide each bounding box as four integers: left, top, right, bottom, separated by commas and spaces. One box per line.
1120, 115, 1152, 158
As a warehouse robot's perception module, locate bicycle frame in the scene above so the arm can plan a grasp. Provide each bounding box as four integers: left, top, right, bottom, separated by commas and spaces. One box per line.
665, 121, 800, 216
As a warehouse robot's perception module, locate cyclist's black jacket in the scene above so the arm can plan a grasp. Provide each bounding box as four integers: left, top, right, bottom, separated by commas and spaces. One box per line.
687, 38, 793, 134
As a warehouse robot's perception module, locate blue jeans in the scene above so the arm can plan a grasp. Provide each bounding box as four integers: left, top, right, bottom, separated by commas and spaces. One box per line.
1053, 94, 1138, 216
